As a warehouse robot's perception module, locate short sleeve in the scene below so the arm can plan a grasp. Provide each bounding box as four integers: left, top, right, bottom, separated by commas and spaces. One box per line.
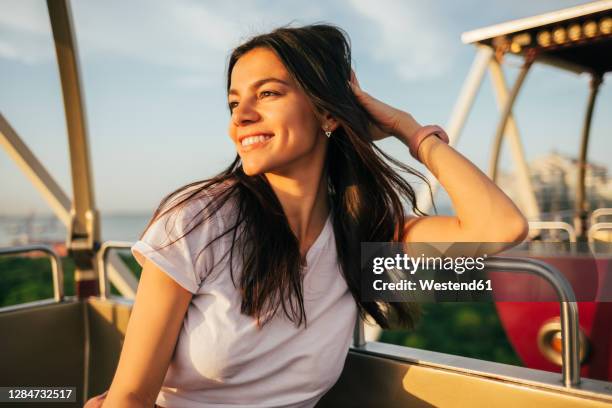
131, 195, 220, 294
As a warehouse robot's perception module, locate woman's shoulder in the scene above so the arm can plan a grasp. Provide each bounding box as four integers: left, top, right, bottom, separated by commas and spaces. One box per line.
134, 180, 238, 293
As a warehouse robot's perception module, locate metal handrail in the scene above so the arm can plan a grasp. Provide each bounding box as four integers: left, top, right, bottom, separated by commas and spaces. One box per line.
97, 241, 135, 300
0, 244, 64, 302
588, 222, 612, 244
354, 256, 581, 388
484, 257, 579, 387
528, 221, 577, 243
590, 208, 612, 226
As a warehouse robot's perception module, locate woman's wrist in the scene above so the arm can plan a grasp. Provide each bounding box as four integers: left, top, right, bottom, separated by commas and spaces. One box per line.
403, 124, 450, 163
393, 113, 450, 162
415, 133, 444, 164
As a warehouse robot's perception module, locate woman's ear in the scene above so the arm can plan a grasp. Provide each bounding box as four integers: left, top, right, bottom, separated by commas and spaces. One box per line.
321, 111, 339, 132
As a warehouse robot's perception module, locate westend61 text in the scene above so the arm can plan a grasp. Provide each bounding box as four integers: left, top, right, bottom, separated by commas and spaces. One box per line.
373, 279, 493, 291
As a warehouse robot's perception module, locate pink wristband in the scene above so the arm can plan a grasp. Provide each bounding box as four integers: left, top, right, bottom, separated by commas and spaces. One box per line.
408, 125, 450, 162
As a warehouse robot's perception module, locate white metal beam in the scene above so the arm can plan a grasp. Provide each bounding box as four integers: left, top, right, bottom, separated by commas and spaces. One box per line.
416, 46, 493, 213
0, 113, 71, 225
0, 112, 137, 296
488, 59, 541, 223
106, 251, 138, 299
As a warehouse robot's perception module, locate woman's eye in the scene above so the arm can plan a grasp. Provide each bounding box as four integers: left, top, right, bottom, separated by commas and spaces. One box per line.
228, 91, 279, 111
260, 90, 279, 98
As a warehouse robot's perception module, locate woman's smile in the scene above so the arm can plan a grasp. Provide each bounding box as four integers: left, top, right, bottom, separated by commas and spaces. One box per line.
239, 134, 274, 152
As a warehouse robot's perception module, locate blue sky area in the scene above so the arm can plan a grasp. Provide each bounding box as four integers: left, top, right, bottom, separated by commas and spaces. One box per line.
1, 0, 610, 215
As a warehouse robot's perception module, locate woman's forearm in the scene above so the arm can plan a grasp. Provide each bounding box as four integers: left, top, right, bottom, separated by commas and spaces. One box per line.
397, 114, 528, 241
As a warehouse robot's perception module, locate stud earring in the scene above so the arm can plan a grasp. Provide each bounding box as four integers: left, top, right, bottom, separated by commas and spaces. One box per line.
325, 128, 332, 138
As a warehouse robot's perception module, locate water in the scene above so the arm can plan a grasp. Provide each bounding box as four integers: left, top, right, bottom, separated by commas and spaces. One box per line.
0, 213, 152, 246
0, 203, 453, 247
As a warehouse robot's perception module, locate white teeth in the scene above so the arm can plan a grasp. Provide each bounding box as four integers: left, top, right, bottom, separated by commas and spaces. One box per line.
241, 135, 272, 147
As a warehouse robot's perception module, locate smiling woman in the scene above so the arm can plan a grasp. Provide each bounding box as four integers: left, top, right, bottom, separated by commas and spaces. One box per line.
228, 49, 329, 180
95, 22, 527, 408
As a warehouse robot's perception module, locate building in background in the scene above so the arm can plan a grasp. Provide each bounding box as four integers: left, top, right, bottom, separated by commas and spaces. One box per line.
499, 151, 612, 222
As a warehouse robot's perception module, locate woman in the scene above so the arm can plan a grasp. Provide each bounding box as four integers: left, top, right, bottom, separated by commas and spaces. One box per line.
88, 23, 527, 408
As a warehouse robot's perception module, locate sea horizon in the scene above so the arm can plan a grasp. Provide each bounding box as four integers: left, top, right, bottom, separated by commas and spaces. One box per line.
0, 204, 455, 247
0, 213, 153, 246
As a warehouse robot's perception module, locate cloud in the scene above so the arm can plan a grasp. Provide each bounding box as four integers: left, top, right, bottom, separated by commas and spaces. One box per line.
0, 39, 20, 61
0, 0, 322, 87
65, 0, 239, 72
0, 0, 54, 64
0, 0, 50, 35
0, 0, 592, 80
346, 0, 457, 80
0, 0, 457, 83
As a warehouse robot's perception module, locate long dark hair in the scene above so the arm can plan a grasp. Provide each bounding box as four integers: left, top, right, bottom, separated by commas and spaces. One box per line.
140, 23, 436, 330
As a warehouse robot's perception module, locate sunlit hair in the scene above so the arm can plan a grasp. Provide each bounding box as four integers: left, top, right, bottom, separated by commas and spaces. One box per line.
140, 22, 436, 329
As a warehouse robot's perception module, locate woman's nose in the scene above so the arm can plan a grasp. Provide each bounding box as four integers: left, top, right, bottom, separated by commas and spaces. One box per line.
232, 101, 260, 126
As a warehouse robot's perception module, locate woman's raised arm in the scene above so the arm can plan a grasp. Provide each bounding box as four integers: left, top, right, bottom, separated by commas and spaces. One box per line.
100, 258, 194, 407
349, 71, 528, 248
398, 119, 528, 245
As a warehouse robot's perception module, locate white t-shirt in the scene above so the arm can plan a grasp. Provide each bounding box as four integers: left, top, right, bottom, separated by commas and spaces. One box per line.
131, 189, 358, 408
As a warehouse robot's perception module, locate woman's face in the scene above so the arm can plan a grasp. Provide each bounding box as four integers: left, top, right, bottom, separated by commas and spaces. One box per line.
228, 47, 327, 176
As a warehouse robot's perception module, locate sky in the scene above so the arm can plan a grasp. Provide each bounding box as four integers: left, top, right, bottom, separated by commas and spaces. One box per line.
1, 0, 610, 216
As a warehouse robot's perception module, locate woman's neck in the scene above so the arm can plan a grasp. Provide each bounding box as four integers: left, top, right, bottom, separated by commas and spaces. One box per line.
264, 167, 330, 254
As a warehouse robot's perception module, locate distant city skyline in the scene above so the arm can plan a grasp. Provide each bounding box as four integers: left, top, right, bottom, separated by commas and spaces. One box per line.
498, 151, 612, 221
1, 0, 610, 216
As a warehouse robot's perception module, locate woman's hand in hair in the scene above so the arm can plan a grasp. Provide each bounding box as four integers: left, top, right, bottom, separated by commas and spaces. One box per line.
348, 69, 422, 142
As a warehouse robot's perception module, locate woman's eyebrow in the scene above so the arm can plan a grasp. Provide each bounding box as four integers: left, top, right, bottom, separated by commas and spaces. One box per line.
229, 77, 290, 96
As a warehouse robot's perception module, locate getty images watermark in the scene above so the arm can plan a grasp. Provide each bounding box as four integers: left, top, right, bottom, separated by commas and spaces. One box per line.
372, 251, 491, 292
360, 242, 610, 302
